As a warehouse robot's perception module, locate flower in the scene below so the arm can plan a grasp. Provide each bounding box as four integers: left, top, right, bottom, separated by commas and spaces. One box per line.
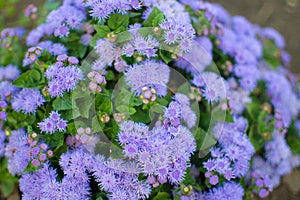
0, 131, 6, 156
192, 72, 227, 103
12, 88, 45, 114
45, 62, 83, 97
125, 60, 170, 97
38, 111, 68, 134
5, 129, 31, 175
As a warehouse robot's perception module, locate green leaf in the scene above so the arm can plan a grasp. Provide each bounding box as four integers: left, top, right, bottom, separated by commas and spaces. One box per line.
152, 13, 165, 26
1, 180, 15, 197
107, 14, 129, 30
92, 116, 103, 133
115, 31, 133, 43
143, 7, 165, 27
249, 125, 264, 151
152, 192, 171, 200
53, 93, 73, 111
131, 108, 151, 124
78, 45, 88, 59
44, 132, 65, 149
105, 70, 115, 81
60, 107, 81, 120
13, 68, 44, 88
149, 104, 164, 120
246, 102, 260, 121
286, 121, 300, 154
76, 95, 93, 118
7, 111, 36, 130
99, 98, 113, 114
94, 25, 110, 38
159, 49, 173, 64
129, 96, 143, 107
194, 128, 216, 152
225, 109, 234, 123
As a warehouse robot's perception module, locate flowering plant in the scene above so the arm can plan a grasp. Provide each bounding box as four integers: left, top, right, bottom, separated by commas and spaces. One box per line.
1, 0, 300, 199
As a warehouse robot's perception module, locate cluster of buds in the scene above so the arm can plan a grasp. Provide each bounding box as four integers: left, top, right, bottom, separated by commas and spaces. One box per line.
189, 86, 202, 102
66, 127, 100, 153
146, 175, 167, 188
220, 61, 234, 76
23, 46, 43, 66
80, 23, 94, 46
28, 132, 53, 167
87, 71, 107, 93
24, 4, 38, 20
274, 110, 287, 135
139, 86, 157, 104
204, 171, 219, 186
196, 11, 222, 37
100, 113, 110, 123
0, 101, 7, 121
180, 185, 194, 196
56, 54, 79, 65
113, 113, 126, 123
251, 172, 273, 199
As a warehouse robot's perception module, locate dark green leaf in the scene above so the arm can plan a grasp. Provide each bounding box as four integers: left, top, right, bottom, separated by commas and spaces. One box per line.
249, 125, 264, 151
115, 31, 133, 43
107, 14, 129, 30
76, 95, 93, 118
143, 7, 165, 27
92, 116, 103, 133
99, 98, 113, 114
152, 192, 171, 200
94, 25, 111, 38
159, 49, 173, 64
105, 70, 115, 81
131, 108, 151, 124
53, 93, 73, 111
13, 68, 44, 88
1, 180, 15, 197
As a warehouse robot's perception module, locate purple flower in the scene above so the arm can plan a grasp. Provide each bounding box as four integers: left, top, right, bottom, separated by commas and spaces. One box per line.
0, 65, 20, 81
94, 39, 119, 70
209, 175, 219, 185
123, 34, 160, 58
125, 60, 170, 97
259, 189, 269, 198
261, 27, 285, 49
20, 162, 91, 200
0, 131, 6, 156
38, 111, 68, 134
38, 40, 67, 56
45, 63, 83, 97
5, 129, 31, 175
46, 5, 86, 37
192, 72, 227, 103
12, 88, 45, 114
205, 181, 244, 200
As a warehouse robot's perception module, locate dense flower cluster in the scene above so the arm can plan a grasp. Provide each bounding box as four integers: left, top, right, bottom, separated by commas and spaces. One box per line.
12, 88, 45, 114
45, 57, 83, 97
38, 111, 68, 134
1, 0, 300, 199
125, 60, 170, 97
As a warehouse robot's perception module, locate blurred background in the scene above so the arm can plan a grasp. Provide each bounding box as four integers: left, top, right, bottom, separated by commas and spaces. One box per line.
1, 0, 300, 72
208, 0, 300, 74
1, 1, 300, 199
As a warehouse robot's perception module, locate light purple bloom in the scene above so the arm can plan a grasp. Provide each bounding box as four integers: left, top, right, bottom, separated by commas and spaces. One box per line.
12, 88, 45, 114
38, 111, 68, 134
45, 63, 83, 97
125, 60, 170, 97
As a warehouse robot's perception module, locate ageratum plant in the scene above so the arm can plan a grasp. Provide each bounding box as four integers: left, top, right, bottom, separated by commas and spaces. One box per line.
1, 0, 300, 199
